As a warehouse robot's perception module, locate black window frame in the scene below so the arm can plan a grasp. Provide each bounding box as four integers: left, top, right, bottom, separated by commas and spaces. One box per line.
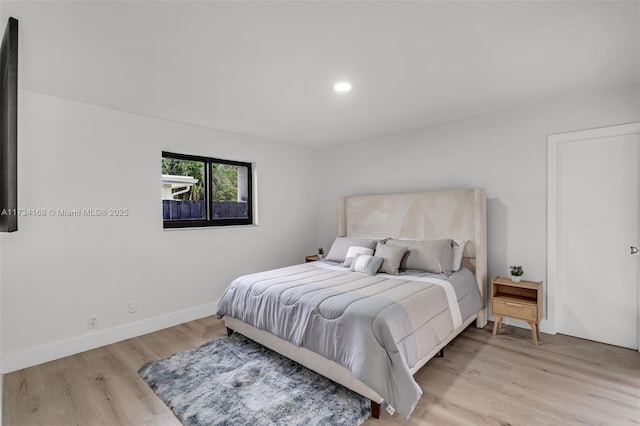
162, 151, 254, 229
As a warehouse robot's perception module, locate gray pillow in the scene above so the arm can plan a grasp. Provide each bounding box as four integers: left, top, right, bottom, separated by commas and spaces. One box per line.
324, 237, 377, 263
374, 242, 408, 275
386, 238, 453, 274
350, 253, 384, 276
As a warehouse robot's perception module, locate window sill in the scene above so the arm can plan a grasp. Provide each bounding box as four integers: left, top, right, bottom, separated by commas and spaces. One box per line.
162, 223, 258, 231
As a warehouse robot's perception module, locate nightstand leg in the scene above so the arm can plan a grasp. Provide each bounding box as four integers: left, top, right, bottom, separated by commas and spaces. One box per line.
528, 322, 538, 346
536, 323, 541, 339
493, 316, 503, 335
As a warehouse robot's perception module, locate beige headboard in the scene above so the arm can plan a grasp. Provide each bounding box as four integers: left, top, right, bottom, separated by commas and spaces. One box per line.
338, 188, 487, 328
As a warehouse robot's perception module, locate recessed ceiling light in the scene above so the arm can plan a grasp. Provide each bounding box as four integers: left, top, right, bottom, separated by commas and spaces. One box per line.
334, 82, 352, 93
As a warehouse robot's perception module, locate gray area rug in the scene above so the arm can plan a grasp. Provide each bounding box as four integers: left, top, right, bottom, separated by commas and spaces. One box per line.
138, 333, 371, 426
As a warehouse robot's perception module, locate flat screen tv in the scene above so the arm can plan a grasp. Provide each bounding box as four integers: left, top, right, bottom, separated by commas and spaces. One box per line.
0, 17, 18, 232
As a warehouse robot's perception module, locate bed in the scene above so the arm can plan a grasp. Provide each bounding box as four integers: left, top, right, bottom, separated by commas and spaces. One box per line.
216, 188, 487, 419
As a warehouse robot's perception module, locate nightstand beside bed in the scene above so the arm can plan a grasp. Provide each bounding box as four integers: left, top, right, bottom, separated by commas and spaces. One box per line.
491, 276, 543, 345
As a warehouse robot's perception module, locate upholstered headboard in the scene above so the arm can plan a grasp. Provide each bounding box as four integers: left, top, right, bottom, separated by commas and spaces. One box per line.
337, 188, 487, 327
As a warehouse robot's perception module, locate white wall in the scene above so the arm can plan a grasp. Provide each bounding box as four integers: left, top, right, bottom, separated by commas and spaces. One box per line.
316, 86, 640, 333
0, 90, 319, 372
1, 86, 637, 373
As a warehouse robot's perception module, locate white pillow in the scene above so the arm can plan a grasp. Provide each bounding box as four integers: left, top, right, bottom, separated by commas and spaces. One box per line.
452, 239, 468, 272
350, 254, 384, 276
343, 246, 374, 267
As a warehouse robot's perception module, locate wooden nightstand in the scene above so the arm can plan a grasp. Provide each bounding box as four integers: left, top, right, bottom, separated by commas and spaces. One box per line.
491, 276, 543, 345
305, 255, 320, 263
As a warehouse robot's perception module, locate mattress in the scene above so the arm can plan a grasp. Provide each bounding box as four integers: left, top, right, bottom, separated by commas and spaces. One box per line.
216, 260, 483, 418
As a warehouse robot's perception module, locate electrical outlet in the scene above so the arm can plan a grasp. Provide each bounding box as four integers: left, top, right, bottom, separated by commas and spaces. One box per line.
128, 301, 137, 313
87, 316, 97, 329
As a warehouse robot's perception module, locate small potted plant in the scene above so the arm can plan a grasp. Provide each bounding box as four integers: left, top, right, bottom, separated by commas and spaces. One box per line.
509, 265, 524, 282
318, 247, 325, 259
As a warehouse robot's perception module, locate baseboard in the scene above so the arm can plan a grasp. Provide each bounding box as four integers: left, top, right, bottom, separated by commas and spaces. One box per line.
2, 301, 218, 373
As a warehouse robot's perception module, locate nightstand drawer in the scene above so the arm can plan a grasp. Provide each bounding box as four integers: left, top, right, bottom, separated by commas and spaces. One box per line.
492, 298, 537, 322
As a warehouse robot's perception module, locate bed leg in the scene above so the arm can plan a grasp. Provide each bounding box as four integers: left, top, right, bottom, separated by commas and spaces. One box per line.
226, 327, 234, 337
437, 348, 444, 357
371, 401, 380, 418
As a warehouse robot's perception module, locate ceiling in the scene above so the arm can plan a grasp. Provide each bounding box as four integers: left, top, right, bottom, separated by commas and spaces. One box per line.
3, 1, 639, 148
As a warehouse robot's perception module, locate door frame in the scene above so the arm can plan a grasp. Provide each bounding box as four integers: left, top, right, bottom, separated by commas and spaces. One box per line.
547, 122, 640, 344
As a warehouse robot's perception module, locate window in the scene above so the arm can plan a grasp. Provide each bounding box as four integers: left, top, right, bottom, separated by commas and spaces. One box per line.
161, 151, 253, 228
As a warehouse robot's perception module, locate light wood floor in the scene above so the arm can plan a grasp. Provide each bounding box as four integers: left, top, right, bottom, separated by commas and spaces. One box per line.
3, 317, 639, 425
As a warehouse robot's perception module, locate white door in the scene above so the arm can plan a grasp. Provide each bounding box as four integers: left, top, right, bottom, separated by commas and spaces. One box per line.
556, 127, 639, 349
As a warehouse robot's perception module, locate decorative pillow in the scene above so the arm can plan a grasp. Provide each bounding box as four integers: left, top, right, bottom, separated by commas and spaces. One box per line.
386, 238, 453, 274
350, 254, 384, 276
324, 237, 377, 263
452, 239, 468, 272
343, 246, 374, 267
374, 242, 408, 275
